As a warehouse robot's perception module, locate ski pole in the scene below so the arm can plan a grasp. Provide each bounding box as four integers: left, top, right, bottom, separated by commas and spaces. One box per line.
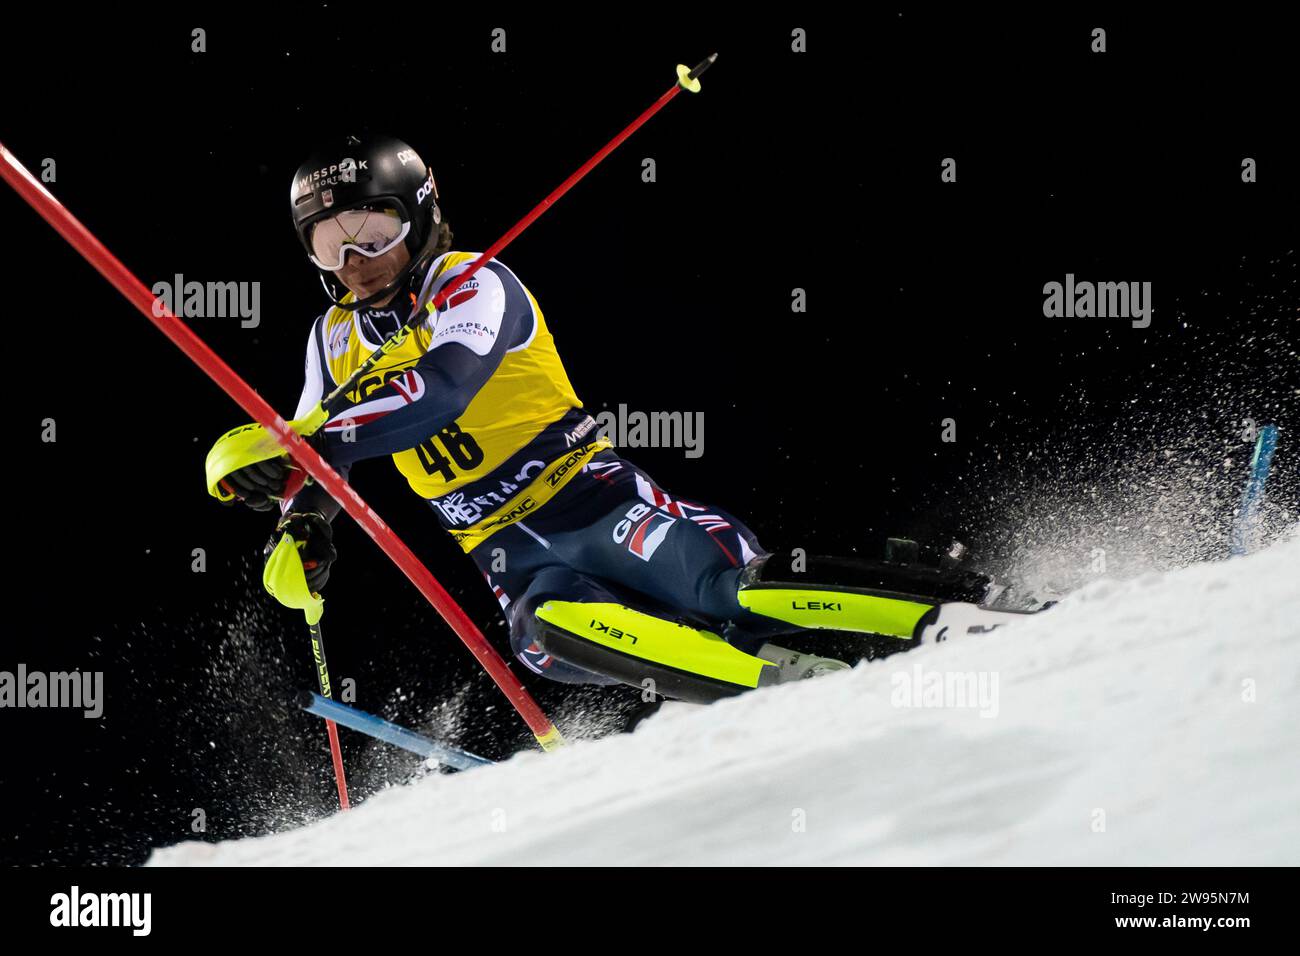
305, 615, 351, 810
264, 519, 352, 806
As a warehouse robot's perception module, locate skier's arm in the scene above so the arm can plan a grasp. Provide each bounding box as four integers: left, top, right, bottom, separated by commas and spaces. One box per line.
315, 260, 528, 469
282, 314, 349, 523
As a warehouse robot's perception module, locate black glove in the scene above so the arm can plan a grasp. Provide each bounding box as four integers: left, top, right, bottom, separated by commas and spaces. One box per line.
266, 512, 337, 592
218, 433, 325, 511
220, 457, 297, 511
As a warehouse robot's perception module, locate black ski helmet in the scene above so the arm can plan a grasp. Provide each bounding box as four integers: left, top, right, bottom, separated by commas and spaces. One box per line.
290, 134, 442, 310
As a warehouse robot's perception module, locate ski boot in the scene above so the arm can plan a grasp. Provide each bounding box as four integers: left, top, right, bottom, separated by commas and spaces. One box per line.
755, 643, 852, 681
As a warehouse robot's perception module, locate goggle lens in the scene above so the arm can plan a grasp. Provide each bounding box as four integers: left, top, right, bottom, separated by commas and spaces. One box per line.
308, 207, 410, 271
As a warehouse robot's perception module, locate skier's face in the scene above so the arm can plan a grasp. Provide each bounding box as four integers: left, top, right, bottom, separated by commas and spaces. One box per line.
337, 241, 412, 306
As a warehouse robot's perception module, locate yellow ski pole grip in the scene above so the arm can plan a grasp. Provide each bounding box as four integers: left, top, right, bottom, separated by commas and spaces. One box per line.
263, 531, 325, 626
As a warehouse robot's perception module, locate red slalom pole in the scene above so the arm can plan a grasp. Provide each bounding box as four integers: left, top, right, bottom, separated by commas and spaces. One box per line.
303, 613, 350, 809
0, 142, 559, 751
326, 720, 350, 810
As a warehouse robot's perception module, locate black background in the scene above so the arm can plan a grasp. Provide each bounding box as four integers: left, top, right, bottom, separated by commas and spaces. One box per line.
2, 9, 1296, 865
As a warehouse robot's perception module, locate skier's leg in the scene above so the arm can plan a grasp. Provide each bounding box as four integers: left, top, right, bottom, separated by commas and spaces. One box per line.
465, 522, 624, 687
464, 456, 839, 701
506, 566, 626, 686
540, 455, 789, 648
544, 453, 997, 644
469, 514, 770, 692
541, 464, 857, 689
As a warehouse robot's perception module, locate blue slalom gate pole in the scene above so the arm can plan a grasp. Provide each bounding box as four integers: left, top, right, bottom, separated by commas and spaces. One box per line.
299, 691, 494, 771
1230, 424, 1279, 556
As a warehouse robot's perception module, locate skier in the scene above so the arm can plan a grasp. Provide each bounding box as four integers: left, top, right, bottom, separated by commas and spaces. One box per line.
210, 134, 1009, 705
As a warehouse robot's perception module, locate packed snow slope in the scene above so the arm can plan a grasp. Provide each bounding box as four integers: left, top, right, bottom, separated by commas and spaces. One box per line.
152, 531, 1300, 865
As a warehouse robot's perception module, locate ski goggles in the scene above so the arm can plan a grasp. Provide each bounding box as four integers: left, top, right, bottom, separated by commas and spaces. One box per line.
307, 206, 410, 271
